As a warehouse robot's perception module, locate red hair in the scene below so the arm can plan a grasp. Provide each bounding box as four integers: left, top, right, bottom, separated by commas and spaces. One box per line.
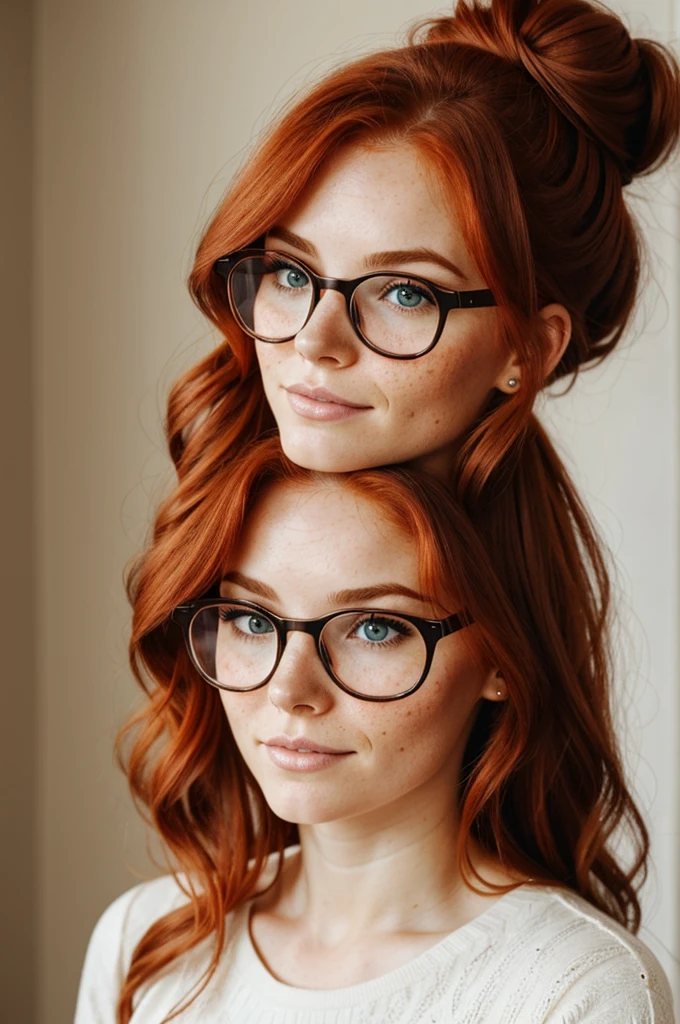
173, 0, 679, 501
115, 0, 680, 1018
118, 434, 648, 1021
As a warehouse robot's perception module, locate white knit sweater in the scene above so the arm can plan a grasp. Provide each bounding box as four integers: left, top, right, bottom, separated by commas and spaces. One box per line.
75, 865, 675, 1023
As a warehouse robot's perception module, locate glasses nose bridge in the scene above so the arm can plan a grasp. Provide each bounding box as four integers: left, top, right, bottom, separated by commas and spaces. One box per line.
313, 273, 356, 319
276, 616, 333, 680
280, 615, 326, 646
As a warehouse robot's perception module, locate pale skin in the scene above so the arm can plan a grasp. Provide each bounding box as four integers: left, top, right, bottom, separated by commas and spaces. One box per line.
219, 479, 526, 988
256, 141, 572, 478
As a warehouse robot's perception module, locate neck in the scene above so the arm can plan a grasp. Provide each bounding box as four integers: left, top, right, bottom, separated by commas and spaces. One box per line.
275, 766, 506, 944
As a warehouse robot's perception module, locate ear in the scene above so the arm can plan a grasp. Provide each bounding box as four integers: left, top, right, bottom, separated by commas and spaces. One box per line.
539, 303, 572, 380
494, 302, 572, 394
480, 668, 508, 703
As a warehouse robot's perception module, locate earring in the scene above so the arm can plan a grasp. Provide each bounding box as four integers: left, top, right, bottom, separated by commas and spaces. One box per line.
507, 378, 519, 389
496, 688, 503, 698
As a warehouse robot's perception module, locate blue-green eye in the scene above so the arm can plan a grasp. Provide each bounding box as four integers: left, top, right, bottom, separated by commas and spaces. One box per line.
378, 279, 435, 311
245, 615, 274, 634
391, 284, 424, 308
275, 265, 309, 290
351, 615, 411, 646
360, 619, 390, 642
219, 607, 275, 637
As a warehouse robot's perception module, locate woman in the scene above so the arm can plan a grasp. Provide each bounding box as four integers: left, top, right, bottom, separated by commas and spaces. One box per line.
75, 437, 673, 1021
76, 0, 679, 1018
174, 0, 679, 487
149, 0, 680, 787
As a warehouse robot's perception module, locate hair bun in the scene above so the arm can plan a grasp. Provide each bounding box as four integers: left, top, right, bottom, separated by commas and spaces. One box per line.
415, 0, 680, 184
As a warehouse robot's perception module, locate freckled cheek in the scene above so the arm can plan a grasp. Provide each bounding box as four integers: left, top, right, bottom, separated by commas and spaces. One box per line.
255, 345, 288, 390
368, 690, 460, 760
219, 693, 260, 747
378, 340, 488, 422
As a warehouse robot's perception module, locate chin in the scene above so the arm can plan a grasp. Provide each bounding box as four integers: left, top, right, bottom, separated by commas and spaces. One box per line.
260, 785, 355, 826
279, 426, 396, 473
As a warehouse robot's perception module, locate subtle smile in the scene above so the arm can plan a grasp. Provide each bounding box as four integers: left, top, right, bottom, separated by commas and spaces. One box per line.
263, 734, 355, 773
284, 384, 372, 422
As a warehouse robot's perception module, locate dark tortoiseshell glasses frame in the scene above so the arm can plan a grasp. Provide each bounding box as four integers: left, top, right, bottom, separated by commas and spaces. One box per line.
172, 597, 470, 702
213, 248, 497, 360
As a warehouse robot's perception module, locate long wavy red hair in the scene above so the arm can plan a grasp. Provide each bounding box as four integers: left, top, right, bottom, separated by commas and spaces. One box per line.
115, 0, 680, 1018
119, 434, 646, 1021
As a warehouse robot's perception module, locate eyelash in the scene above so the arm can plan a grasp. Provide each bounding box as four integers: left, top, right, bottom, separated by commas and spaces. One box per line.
217, 607, 274, 642
216, 607, 415, 646
347, 614, 414, 647
375, 279, 436, 312
267, 256, 438, 308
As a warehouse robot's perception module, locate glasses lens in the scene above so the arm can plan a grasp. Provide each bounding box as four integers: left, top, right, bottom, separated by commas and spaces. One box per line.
189, 604, 278, 689
229, 254, 313, 341
228, 257, 442, 355
352, 276, 440, 356
320, 612, 427, 698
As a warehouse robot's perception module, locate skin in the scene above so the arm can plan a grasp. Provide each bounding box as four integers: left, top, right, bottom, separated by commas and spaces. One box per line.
256, 143, 571, 477
218, 479, 523, 988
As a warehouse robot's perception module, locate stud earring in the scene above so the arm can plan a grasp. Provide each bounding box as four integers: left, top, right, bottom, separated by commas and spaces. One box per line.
496, 688, 503, 698
507, 378, 519, 389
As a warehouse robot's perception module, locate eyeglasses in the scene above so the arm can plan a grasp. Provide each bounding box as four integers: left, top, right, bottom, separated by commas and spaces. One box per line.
172, 598, 470, 702
213, 248, 496, 360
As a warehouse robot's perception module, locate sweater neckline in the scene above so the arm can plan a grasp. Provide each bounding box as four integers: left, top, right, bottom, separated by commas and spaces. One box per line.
231, 878, 548, 1009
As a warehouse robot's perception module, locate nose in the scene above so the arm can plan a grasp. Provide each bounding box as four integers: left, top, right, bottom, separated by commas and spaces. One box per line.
293, 289, 361, 367
267, 631, 336, 715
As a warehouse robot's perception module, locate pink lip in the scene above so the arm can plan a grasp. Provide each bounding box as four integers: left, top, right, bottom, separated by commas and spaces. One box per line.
286, 385, 370, 409
265, 747, 354, 772
265, 735, 351, 754
284, 384, 372, 422
285, 392, 369, 422
263, 736, 355, 773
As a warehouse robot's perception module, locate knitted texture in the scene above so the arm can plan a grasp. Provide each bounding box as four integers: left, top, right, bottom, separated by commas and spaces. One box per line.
75, 872, 675, 1023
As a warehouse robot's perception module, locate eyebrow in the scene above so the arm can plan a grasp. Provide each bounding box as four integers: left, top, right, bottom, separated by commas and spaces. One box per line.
220, 571, 432, 607
267, 225, 470, 284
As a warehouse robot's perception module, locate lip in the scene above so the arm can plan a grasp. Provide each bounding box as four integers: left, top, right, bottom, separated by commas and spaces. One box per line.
264, 735, 352, 754
284, 385, 371, 422
264, 746, 354, 773
263, 736, 355, 774
285, 384, 371, 409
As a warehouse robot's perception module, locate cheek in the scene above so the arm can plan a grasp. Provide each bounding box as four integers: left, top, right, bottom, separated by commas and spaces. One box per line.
380, 647, 488, 767
369, 679, 476, 782
253, 315, 507, 472
255, 343, 283, 395
385, 322, 502, 415
218, 691, 257, 755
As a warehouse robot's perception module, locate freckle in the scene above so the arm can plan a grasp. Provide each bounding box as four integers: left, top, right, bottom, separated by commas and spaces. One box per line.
399, 746, 404, 752
407, 710, 412, 716
381, 730, 386, 735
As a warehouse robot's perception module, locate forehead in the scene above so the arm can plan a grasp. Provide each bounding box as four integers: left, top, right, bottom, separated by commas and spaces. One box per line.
271, 142, 467, 270
230, 480, 418, 590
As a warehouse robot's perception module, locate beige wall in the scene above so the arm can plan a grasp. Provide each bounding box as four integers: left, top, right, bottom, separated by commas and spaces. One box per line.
0, 2, 36, 1022
2, 1, 673, 1022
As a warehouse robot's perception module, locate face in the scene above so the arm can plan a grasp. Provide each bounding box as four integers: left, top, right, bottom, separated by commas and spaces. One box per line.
254, 143, 514, 476
218, 479, 499, 828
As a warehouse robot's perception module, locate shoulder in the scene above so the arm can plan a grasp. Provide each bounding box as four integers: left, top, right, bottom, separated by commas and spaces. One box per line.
73, 849, 294, 1023
506, 885, 675, 1023
88, 874, 191, 964
74, 875, 192, 1024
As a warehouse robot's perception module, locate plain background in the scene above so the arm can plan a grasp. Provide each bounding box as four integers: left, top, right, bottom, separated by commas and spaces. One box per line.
1, 1, 678, 1021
